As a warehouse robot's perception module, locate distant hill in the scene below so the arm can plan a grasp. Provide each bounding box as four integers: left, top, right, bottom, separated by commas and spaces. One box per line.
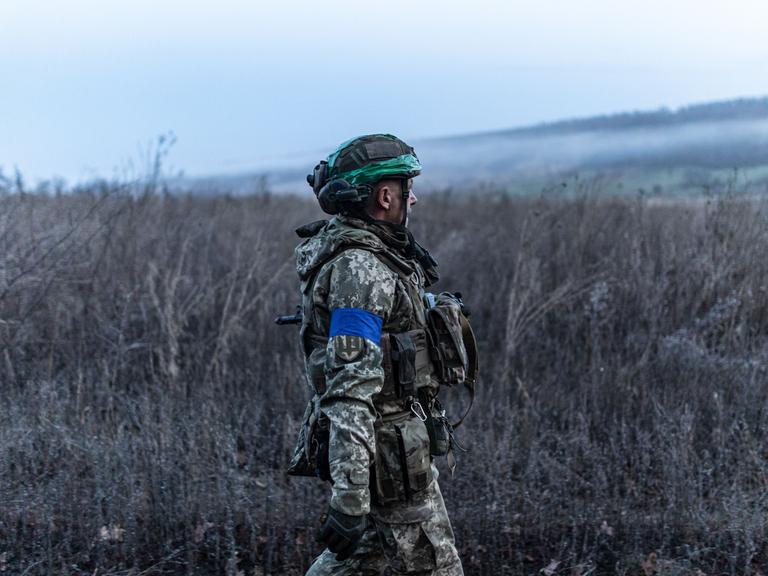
488, 96, 768, 137
185, 96, 768, 195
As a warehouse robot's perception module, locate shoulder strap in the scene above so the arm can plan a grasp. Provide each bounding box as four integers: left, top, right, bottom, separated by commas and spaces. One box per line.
367, 249, 414, 283
303, 243, 408, 295
451, 314, 479, 429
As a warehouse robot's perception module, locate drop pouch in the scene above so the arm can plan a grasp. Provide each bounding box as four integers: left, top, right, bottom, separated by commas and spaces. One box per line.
373, 414, 433, 506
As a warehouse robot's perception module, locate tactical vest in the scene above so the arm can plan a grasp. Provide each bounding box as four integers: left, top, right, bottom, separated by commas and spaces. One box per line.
288, 218, 478, 504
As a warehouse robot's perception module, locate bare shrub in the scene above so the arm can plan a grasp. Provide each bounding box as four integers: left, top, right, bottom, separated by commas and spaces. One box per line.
2, 181, 768, 575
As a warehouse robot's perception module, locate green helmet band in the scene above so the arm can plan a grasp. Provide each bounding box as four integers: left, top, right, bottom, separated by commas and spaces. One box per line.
334, 153, 421, 187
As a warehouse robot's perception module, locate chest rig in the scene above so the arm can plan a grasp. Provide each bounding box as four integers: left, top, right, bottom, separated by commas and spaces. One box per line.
298, 220, 431, 397
289, 218, 478, 489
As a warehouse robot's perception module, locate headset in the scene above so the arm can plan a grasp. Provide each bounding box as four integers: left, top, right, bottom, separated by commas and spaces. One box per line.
307, 161, 373, 216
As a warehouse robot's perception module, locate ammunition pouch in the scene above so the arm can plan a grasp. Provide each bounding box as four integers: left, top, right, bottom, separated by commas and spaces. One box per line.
380, 330, 432, 400
390, 332, 417, 396
372, 411, 433, 507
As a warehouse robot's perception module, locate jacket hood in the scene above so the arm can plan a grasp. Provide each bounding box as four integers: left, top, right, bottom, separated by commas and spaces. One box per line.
294, 216, 415, 282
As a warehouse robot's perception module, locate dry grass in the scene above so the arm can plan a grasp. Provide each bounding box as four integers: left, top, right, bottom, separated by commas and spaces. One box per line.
2, 180, 768, 575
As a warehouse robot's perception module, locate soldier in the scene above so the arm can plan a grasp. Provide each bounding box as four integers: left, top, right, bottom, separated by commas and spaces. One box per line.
287, 134, 476, 575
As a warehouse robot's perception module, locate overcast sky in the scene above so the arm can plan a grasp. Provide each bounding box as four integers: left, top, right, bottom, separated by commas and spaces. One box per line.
1, 0, 767, 183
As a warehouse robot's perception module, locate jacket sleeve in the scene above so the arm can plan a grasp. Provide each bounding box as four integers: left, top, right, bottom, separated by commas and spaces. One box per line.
321, 248, 396, 516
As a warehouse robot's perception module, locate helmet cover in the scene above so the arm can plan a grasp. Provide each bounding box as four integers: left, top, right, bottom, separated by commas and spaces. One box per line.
308, 134, 421, 215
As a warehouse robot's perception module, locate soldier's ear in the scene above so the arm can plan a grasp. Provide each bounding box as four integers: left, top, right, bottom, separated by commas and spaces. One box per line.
375, 183, 393, 211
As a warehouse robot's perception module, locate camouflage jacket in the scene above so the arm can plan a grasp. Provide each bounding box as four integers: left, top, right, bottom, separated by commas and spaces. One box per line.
294, 215, 438, 516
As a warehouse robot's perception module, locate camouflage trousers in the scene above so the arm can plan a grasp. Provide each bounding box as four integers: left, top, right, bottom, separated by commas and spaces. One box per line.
306, 467, 463, 576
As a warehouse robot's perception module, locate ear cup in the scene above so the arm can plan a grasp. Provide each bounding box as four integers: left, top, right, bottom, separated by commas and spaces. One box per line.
316, 179, 360, 215
315, 180, 375, 215
316, 181, 341, 214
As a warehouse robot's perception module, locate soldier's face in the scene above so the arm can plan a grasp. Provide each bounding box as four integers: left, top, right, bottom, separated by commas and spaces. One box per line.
371, 178, 418, 226
391, 179, 417, 227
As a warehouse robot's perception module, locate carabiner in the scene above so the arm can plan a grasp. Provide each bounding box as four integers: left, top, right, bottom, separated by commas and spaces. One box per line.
410, 401, 428, 422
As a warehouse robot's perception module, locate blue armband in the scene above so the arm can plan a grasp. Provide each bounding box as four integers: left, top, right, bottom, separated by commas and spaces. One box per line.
329, 308, 383, 345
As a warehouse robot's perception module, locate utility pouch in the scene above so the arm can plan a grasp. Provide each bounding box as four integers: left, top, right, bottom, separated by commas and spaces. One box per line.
426, 293, 470, 387
425, 292, 479, 431
417, 389, 451, 457
287, 402, 330, 481
373, 414, 433, 506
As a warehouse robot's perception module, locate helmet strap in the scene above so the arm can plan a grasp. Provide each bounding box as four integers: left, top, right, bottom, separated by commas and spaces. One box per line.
400, 178, 410, 227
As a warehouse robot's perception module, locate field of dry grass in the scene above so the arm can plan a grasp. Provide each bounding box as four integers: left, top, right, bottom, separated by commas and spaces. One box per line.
2, 179, 768, 575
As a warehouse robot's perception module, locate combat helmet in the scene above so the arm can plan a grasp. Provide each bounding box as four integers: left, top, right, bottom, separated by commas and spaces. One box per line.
307, 134, 421, 218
